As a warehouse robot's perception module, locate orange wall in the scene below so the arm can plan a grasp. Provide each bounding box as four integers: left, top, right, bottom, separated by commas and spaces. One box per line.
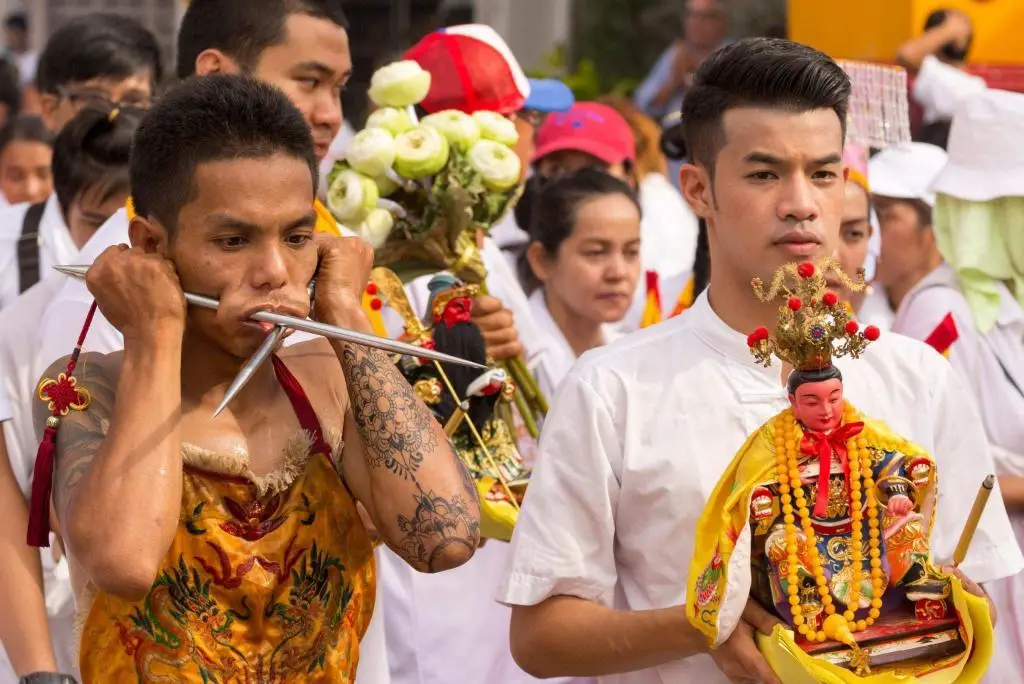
789, 0, 1024, 65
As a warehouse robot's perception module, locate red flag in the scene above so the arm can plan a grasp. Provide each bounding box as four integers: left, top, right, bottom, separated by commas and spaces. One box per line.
924, 313, 959, 357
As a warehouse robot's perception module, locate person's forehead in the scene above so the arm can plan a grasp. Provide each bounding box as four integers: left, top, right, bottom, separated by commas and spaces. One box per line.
719, 107, 843, 155
72, 71, 152, 92
269, 13, 351, 73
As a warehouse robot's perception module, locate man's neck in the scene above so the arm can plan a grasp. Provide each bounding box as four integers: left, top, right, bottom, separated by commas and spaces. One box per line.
179, 327, 280, 414
885, 258, 941, 311
544, 290, 605, 358
706, 269, 780, 338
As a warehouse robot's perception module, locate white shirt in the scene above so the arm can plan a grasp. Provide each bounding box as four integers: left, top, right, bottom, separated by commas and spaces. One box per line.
0, 276, 78, 682
0, 195, 76, 312
892, 263, 1024, 465
914, 55, 987, 125
528, 288, 620, 400
857, 285, 894, 331
498, 291, 1024, 684
31, 207, 391, 684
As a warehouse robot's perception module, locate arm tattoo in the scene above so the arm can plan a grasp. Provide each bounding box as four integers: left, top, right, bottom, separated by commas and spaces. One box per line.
341, 345, 481, 570
341, 344, 440, 478
32, 356, 115, 523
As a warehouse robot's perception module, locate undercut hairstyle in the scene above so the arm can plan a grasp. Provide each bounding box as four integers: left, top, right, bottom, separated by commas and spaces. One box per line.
177, 0, 349, 79
0, 114, 54, 156
52, 104, 143, 221
787, 365, 843, 395
36, 13, 163, 95
130, 74, 318, 231
681, 38, 851, 174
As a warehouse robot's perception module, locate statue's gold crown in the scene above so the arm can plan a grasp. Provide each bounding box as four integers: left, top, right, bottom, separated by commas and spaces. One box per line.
747, 259, 880, 370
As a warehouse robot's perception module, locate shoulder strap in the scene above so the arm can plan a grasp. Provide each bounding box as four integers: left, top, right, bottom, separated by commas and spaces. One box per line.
17, 201, 46, 293
271, 355, 331, 454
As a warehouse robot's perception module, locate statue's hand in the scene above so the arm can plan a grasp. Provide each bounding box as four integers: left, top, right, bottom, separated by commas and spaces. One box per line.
887, 494, 914, 517
940, 565, 997, 626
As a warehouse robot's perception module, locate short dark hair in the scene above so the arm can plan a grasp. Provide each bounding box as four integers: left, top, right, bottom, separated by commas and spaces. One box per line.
681, 38, 851, 173
36, 13, 164, 95
787, 364, 842, 395
924, 10, 972, 63
130, 74, 318, 230
4, 13, 26, 32
177, 0, 349, 80
0, 59, 21, 118
0, 114, 54, 156
52, 104, 143, 221
874, 195, 933, 229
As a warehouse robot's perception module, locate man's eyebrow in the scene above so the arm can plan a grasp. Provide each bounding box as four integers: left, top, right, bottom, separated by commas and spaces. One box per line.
744, 152, 781, 165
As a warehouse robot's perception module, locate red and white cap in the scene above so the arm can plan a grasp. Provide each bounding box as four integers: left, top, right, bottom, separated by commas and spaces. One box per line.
404, 24, 574, 115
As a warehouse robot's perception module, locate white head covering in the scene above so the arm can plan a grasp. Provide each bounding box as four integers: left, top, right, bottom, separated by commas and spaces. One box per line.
931, 89, 1024, 201
868, 142, 949, 207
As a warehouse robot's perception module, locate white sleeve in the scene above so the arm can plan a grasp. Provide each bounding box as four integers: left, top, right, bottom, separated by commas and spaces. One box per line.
926, 357, 1024, 583
0, 370, 11, 423
35, 282, 124, 380
497, 369, 621, 607
913, 55, 987, 124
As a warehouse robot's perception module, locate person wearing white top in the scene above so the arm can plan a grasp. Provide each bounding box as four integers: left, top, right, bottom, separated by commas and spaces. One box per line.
0, 193, 75, 312
0, 104, 145, 684
878, 109, 1024, 681
519, 169, 641, 400
896, 9, 986, 130
499, 38, 1020, 684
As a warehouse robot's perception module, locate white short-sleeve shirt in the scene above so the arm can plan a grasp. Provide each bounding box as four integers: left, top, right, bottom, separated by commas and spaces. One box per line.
498, 290, 1024, 684
0, 195, 76, 312
914, 55, 987, 126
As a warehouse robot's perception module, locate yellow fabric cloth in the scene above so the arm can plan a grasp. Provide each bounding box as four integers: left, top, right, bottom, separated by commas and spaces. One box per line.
78, 440, 376, 683
932, 194, 1024, 333
687, 403, 993, 681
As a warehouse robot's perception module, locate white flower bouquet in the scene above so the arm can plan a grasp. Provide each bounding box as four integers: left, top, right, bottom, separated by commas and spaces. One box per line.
325, 60, 523, 285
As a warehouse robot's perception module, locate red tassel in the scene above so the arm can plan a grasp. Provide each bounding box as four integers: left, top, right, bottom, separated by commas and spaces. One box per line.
27, 424, 57, 547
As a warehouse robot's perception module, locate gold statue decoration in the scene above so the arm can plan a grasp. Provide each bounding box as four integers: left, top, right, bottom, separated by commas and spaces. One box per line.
686, 260, 994, 682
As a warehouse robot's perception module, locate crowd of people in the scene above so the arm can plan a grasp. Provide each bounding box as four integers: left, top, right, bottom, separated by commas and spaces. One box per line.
0, 1, 1020, 683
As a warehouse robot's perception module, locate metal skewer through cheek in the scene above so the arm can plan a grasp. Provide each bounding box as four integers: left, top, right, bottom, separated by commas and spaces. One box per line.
53, 265, 487, 372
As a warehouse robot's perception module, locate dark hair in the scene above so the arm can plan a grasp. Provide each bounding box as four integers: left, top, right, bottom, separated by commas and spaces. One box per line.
924, 10, 971, 63
787, 364, 842, 395
0, 114, 54, 157
681, 38, 851, 173
52, 105, 143, 221
130, 74, 318, 231
693, 218, 710, 297
0, 59, 21, 119
915, 120, 952, 150
874, 195, 933, 229
4, 13, 26, 32
177, 0, 349, 79
516, 167, 641, 295
36, 13, 163, 95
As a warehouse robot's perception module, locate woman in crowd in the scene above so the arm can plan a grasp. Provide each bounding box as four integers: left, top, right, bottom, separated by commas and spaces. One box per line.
0, 114, 53, 206
0, 103, 143, 683
518, 168, 642, 398
831, 145, 894, 329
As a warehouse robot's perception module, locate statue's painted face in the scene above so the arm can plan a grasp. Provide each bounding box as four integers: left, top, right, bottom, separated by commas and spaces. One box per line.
789, 377, 844, 432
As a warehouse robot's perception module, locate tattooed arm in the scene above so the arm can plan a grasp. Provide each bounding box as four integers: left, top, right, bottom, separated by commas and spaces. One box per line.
336, 342, 481, 573
33, 342, 183, 600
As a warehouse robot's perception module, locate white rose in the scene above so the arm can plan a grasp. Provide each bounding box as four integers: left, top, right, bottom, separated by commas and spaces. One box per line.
326, 169, 380, 223
473, 110, 520, 146
346, 128, 396, 178
368, 60, 432, 108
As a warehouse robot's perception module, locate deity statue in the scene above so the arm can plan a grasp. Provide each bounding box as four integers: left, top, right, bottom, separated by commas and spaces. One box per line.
368, 268, 529, 542
687, 260, 994, 682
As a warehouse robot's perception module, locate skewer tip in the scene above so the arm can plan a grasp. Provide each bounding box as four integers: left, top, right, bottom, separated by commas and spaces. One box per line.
54, 264, 89, 279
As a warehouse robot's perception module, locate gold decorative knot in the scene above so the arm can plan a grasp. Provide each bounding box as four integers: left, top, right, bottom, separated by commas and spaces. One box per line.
37, 372, 91, 416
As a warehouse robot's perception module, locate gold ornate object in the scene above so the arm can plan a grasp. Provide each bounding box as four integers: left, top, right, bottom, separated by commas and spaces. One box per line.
749, 259, 873, 370
370, 267, 429, 343
413, 378, 442, 405
429, 282, 481, 322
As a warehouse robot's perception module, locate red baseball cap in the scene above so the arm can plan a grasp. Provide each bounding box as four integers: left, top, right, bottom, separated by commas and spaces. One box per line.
533, 103, 636, 166
404, 24, 573, 115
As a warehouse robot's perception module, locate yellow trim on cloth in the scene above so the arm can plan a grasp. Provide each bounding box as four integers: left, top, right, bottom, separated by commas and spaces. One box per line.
686, 403, 994, 681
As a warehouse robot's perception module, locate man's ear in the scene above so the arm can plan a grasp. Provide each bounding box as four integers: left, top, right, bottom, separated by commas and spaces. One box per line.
679, 162, 714, 218
129, 214, 170, 255
38, 92, 61, 132
194, 49, 242, 77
